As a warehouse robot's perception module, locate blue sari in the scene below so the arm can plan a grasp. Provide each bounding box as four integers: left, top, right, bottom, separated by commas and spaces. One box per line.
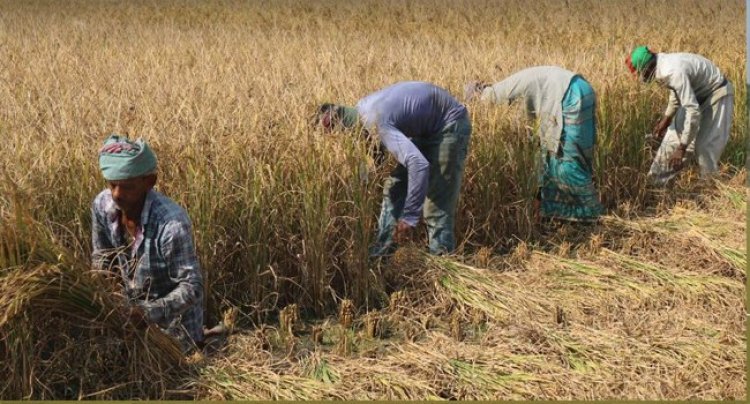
539, 76, 603, 221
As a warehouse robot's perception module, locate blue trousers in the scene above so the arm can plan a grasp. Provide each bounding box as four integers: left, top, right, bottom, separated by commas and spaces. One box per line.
370, 116, 471, 256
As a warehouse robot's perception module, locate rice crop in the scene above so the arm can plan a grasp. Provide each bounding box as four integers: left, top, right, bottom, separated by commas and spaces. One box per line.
0, 0, 745, 400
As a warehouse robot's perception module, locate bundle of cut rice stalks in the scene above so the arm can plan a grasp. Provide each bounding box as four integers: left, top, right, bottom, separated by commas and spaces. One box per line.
0, 181, 200, 399
0, 260, 192, 400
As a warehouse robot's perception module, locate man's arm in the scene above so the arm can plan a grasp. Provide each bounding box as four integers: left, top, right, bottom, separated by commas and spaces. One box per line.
379, 126, 430, 227
651, 89, 680, 140
667, 71, 701, 146
91, 198, 114, 270
663, 88, 681, 119
140, 219, 203, 327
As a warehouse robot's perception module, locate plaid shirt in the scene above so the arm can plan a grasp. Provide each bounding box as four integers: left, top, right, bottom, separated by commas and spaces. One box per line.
91, 189, 204, 349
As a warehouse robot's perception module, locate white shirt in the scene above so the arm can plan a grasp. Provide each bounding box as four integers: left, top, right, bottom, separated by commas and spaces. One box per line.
480, 66, 576, 154
654, 53, 731, 146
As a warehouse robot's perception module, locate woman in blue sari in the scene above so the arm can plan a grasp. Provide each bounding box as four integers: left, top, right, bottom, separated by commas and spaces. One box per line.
465, 66, 603, 222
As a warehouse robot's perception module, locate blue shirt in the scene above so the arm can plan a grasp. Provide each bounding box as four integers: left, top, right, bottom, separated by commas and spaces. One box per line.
356, 81, 467, 225
91, 189, 204, 348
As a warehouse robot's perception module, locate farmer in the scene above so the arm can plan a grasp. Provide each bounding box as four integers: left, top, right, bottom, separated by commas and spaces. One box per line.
465, 66, 604, 222
626, 46, 734, 185
91, 134, 204, 352
317, 81, 472, 256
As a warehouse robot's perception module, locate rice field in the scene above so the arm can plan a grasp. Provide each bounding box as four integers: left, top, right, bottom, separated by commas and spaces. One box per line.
0, 0, 746, 400
192, 174, 747, 400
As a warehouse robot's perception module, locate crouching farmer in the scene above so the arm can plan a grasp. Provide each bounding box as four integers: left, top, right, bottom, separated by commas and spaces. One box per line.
318, 81, 472, 257
626, 46, 734, 185
465, 66, 604, 223
91, 134, 204, 353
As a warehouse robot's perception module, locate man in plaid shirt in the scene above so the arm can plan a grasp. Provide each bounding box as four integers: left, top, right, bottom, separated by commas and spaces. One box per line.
92, 134, 204, 352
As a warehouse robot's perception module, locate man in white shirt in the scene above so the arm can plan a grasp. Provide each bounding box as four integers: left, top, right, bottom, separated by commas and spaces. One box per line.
627, 46, 734, 185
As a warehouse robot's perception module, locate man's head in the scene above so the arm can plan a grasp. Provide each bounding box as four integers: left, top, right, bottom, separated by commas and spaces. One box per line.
98, 134, 158, 214
626, 45, 657, 82
315, 103, 359, 132
106, 174, 157, 215
314, 103, 385, 165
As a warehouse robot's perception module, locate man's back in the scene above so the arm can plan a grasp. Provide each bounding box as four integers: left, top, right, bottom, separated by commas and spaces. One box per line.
655, 53, 725, 104
356, 81, 467, 138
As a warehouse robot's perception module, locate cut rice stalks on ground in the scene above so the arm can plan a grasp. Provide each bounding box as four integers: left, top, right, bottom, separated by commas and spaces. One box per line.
2, 175, 744, 400
194, 175, 745, 400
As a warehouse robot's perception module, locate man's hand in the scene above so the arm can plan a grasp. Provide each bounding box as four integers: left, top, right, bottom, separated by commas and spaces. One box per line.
651, 116, 672, 142
393, 220, 415, 245
125, 305, 148, 329
669, 144, 688, 171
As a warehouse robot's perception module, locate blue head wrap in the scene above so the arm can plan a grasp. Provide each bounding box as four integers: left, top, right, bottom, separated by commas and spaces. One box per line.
98, 134, 157, 181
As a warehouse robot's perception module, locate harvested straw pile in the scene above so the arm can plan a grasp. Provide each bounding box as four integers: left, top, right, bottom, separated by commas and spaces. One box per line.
0, 213, 190, 399
195, 174, 746, 400
0, 264, 192, 399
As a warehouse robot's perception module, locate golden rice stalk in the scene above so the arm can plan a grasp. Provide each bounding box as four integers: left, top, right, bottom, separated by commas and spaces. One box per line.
338, 299, 355, 329
279, 303, 300, 337
0, 262, 186, 399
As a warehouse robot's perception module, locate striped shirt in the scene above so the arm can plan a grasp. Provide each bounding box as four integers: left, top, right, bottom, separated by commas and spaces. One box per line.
91, 189, 204, 349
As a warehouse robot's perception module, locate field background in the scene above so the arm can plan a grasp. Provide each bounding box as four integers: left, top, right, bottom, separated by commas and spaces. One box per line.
0, 0, 746, 400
